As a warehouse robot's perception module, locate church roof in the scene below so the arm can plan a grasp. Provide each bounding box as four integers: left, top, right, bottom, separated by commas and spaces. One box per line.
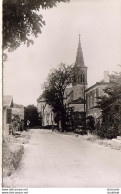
75, 34, 85, 67
37, 94, 45, 102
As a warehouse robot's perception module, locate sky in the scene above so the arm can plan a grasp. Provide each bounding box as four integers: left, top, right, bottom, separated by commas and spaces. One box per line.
3, 0, 121, 107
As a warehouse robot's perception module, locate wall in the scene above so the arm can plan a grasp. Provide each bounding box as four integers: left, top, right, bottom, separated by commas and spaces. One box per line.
86, 83, 108, 119
3, 108, 12, 136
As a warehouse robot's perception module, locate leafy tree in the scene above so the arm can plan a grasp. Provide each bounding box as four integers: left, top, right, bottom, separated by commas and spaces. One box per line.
43, 63, 73, 131
95, 70, 121, 138
3, 0, 69, 53
24, 104, 39, 128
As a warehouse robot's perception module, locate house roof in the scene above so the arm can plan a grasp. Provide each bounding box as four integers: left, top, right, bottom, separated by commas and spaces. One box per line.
37, 94, 45, 102
86, 81, 109, 93
3, 95, 13, 108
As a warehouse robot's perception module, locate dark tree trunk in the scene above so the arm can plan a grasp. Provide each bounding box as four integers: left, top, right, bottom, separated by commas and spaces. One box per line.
60, 110, 66, 132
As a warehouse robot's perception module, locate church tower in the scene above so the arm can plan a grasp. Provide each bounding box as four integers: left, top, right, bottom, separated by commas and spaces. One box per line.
73, 35, 88, 101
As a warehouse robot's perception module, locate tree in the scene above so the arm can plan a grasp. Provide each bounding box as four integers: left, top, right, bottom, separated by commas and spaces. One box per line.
3, 0, 69, 53
95, 70, 121, 138
24, 105, 39, 128
43, 63, 73, 131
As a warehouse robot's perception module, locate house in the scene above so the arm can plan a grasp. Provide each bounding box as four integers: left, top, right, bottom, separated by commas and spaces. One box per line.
3, 95, 13, 135
86, 71, 110, 120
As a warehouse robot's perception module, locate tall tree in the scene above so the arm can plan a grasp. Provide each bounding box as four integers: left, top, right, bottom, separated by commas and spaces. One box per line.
24, 105, 39, 127
3, 0, 69, 52
43, 63, 73, 131
95, 70, 121, 138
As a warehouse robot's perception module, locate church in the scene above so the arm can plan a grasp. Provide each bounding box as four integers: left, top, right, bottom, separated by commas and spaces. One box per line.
37, 35, 88, 127
37, 35, 109, 127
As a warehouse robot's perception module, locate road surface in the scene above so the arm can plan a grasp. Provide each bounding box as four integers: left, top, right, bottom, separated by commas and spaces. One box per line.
3, 129, 121, 187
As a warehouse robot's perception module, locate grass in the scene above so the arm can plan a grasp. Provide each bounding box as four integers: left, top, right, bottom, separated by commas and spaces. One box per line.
80, 134, 121, 151
2, 131, 30, 178
2, 137, 24, 177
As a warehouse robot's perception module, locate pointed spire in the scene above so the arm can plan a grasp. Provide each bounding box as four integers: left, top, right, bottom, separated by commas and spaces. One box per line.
75, 34, 85, 67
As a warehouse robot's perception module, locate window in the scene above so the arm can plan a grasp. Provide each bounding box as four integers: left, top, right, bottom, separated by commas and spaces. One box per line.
6, 108, 12, 124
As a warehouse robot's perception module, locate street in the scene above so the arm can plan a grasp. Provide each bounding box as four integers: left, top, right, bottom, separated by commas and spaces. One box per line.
3, 129, 121, 187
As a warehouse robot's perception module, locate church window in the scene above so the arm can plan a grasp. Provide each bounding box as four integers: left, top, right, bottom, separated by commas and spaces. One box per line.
88, 96, 90, 108
80, 73, 85, 83
87, 96, 89, 109
81, 74, 82, 82
51, 112, 53, 122
83, 74, 85, 82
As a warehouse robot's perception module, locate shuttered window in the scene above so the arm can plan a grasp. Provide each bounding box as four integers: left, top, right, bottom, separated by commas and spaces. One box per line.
6, 108, 12, 124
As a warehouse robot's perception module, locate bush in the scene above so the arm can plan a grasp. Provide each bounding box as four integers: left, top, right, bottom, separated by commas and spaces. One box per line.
95, 121, 119, 139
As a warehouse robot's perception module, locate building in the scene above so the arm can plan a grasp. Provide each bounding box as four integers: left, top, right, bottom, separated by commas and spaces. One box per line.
37, 35, 88, 127
3, 95, 13, 135
3, 95, 25, 135
65, 34, 87, 113
37, 95, 55, 126
86, 71, 110, 120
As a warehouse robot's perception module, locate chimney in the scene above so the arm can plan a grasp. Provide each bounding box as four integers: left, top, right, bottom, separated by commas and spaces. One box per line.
104, 71, 109, 82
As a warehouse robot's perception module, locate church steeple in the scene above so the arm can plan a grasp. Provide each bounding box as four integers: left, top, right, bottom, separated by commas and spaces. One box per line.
75, 34, 85, 67
73, 34, 87, 86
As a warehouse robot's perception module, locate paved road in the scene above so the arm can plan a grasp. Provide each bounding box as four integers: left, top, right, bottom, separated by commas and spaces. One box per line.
4, 129, 121, 187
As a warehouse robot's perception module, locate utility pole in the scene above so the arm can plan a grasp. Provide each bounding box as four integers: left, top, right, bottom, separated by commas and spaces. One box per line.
83, 77, 87, 133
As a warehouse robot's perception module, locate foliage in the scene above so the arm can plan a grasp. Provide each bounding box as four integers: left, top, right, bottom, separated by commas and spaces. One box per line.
24, 104, 39, 127
43, 63, 73, 131
95, 71, 121, 139
3, 0, 69, 52
86, 116, 95, 134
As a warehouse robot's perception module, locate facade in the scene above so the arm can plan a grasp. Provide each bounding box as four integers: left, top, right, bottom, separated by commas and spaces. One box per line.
3, 95, 13, 135
37, 95, 55, 126
86, 71, 110, 120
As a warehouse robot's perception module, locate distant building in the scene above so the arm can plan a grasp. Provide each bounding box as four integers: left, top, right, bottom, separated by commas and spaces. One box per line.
86, 71, 110, 120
